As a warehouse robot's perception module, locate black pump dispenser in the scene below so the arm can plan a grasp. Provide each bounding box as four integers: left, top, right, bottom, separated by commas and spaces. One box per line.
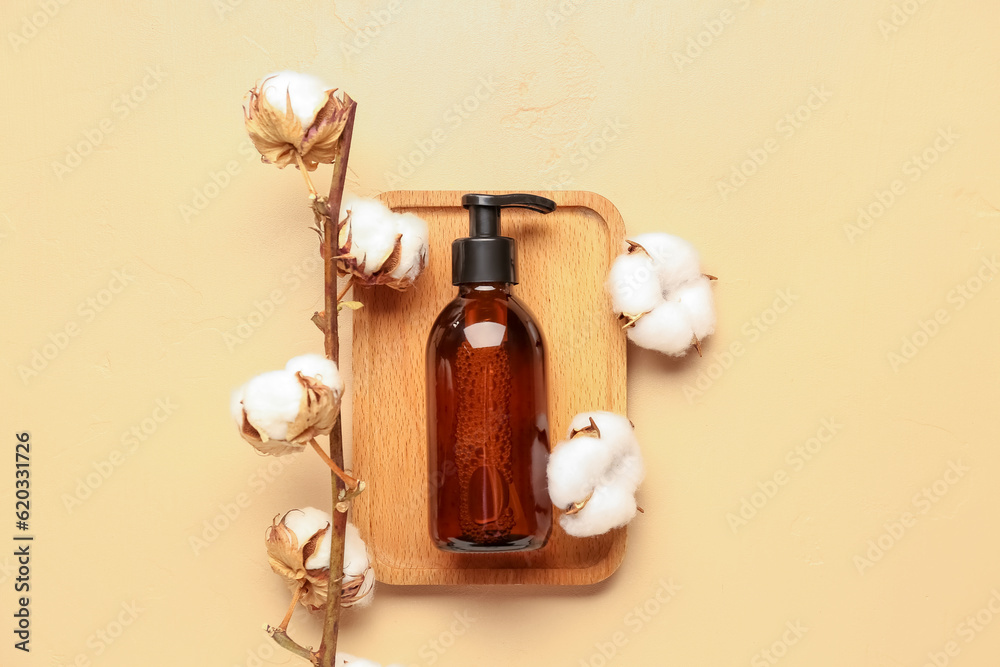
453, 193, 556, 285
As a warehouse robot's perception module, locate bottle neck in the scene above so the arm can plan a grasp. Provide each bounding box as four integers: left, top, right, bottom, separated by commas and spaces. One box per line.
458, 282, 511, 297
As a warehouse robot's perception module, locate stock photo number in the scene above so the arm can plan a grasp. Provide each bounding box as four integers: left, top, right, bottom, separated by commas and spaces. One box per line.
13, 430, 32, 652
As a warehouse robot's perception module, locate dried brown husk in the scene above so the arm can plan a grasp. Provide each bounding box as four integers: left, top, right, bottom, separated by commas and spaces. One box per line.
236, 372, 340, 456
244, 78, 352, 170
265, 512, 332, 612
265, 512, 374, 613
341, 568, 375, 608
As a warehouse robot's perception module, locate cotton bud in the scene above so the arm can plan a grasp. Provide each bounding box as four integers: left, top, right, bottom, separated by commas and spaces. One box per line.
607, 232, 716, 356
244, 71, 353, 170
231, 354, 344, 456
334, 195, 429, 290
546, 412, 644, 538
265, 508, 375, 613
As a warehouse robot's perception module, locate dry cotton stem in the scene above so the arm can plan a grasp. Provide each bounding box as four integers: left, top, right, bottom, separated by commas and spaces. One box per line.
294, 152, 319, 199
308, 437, 365, 495
279, 584, 306, 632
316, 96, 357, 667
336, 276, 355, 303
266, 625, 319, 665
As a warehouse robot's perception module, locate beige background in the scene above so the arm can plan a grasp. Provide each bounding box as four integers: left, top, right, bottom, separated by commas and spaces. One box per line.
2, 1, 1000, 665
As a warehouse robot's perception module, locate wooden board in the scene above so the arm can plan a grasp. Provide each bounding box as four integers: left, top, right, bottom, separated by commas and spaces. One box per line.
351, 190, 627, 585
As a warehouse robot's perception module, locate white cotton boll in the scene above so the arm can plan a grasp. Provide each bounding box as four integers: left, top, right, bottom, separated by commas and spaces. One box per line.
606, 253, 661, 315
673, 276, 716, 340
626, 302, 696, 356
546, 437, 616, 509
261, 71, 330, 128
282, 507, 333, 570
343, 197, 399, 273
338, 195, 429, 286
241, 370, 304, 441
606, 232, 715, 356
390, 212, 429, 280
285, 354, 344, 396
548, 411, 644, 537
629, 232, 702, 293
560, 482, 638, 537
343, 522, 370, 577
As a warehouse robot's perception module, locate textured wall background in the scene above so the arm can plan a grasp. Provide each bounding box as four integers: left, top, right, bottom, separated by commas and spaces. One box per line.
2, 1, 1000, 665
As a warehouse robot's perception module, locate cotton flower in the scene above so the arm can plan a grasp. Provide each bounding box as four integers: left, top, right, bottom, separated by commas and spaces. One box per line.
244, 71, 353, 170
546, 412, 644, 538
333, 195, 429, 290
266, 507, 375, 613
231, 354, 344, 456
607, 232, 716, 356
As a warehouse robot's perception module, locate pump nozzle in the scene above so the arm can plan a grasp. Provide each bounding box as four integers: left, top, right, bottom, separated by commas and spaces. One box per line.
453, 193, 557, 285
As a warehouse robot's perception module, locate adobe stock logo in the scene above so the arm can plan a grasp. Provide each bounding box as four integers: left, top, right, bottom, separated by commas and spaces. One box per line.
726, 418, 843, 533
61, 398, 178, 513
414, 610, 476, 665
887, 254, 998, 372
339, 0, 408, 59
683, 288, 799, 403
576, 578, 682, 667
18, 267, 136, 384
853, 460, 970, 575
877, 0, 933, 39
540, 117, 628, 192
671, 0, 753, 72
7, 0, 72, 52
919, 589, 1000, 667
751, 621, 808, 667
843, 127, 959, 243
384, 76, 497, 187
716, 85, 833, 201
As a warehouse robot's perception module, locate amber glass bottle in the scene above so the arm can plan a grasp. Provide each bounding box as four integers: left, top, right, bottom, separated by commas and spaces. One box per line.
426, 194, 555, 552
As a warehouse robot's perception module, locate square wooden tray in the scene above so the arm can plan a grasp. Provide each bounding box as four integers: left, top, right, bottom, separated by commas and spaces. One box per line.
351, 190, 627, 585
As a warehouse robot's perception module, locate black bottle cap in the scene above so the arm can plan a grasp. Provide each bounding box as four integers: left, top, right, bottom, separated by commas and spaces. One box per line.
453, 193, 557, 285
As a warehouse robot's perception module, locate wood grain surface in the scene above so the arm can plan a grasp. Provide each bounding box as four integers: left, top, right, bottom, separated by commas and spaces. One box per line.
351, 190, 627, 585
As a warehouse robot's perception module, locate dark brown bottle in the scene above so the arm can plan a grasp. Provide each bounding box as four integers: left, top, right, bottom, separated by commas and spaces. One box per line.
426, 194, 555, 552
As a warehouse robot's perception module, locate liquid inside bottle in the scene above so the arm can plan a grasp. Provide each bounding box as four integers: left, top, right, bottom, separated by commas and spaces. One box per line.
426, 283, 552, 552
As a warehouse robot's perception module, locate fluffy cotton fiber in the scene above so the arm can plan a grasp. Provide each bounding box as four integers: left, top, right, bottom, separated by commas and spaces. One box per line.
261, 71, 330, 128
282, 506, 333, 570
285, 353, 344, 396
606, 232, 716, 357
238, 370, 304, 442
339, 195, 429, 286
266, 508, 375, 612
546, 411, 644, 538
230, 354, 344, 455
